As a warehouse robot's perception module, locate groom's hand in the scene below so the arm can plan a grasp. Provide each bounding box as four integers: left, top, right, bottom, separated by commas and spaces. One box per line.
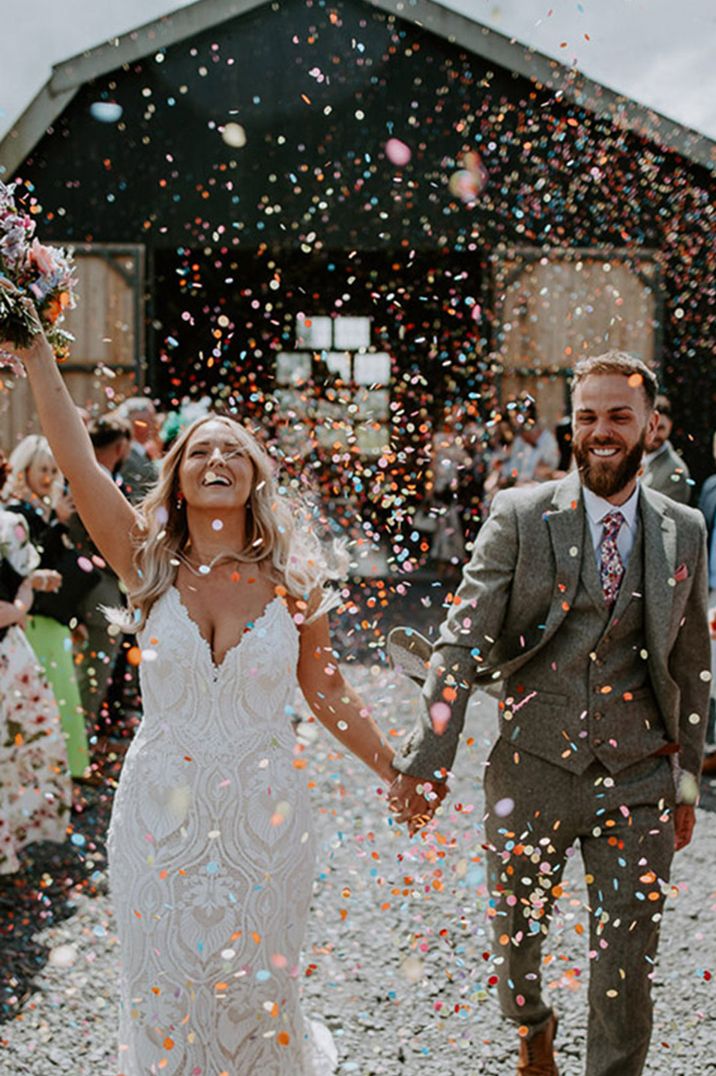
388, 773, 449, 835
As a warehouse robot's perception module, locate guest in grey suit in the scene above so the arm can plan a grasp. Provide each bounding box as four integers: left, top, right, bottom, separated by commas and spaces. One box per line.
117, 397, 159, 505
641, 394, 691, 504
388, 352, 710, 1076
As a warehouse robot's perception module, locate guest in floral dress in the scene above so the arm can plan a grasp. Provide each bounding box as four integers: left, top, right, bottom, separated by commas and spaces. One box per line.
4, 434, 91, 778
0, 474, 72, 874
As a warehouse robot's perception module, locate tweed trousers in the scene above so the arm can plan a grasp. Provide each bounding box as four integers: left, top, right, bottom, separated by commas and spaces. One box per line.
484, 738, 675, 1076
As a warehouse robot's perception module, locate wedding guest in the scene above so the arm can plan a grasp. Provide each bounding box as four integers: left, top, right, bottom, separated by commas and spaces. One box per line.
505, 396, 560, 485
4, 436, 91, 780
698, 432, 716, 775
69, 414, 131, 735
0, 450, 72, 875
116, 397, 160, 504
429, 407, 471, 576
641, 395, 691, 503
555, 413, 574, 473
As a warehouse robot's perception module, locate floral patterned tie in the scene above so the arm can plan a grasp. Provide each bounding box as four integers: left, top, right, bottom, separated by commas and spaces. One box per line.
599, 510, 625, 607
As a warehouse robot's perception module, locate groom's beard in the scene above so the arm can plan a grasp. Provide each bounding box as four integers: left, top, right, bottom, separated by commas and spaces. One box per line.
574, 432, 646, 499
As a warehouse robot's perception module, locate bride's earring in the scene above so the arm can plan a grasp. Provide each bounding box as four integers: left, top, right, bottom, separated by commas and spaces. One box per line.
176, 490, 185, 510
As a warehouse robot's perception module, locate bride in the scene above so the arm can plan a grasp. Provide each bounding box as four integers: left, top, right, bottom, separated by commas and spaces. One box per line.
3, 297, 436, 1075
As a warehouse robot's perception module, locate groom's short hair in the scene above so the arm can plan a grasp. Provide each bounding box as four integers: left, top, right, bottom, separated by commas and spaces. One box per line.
571, 350, 658, 409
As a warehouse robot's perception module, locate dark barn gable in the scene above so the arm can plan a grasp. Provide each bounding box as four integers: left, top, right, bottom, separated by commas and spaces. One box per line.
4, 0, 715, 489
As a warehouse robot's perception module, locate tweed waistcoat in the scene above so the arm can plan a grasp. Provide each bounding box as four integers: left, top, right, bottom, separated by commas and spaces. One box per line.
499, 518, 669, 774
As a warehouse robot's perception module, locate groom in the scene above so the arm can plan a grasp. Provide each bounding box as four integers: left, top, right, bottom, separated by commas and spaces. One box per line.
389, 351, 710, 1075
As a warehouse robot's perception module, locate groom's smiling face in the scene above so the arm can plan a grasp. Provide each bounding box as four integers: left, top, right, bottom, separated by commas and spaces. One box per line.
572, 373, 658, 500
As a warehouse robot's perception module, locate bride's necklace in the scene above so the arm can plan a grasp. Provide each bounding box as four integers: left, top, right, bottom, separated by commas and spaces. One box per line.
175, 547, 249, 578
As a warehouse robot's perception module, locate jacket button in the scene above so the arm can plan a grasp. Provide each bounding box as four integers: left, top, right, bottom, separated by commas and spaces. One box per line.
593, 712, 603, 721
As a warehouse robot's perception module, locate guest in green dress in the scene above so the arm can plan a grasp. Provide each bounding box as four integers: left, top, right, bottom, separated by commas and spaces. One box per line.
3, 435, 93, 780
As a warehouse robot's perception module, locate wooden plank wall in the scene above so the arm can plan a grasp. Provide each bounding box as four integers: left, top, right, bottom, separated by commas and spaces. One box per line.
1, 246, 143, 451
496, 252, 659, 429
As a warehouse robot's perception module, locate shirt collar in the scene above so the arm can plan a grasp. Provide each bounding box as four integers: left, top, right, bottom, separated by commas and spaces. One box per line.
583, 483, 640, 530
642, 442, 669, 465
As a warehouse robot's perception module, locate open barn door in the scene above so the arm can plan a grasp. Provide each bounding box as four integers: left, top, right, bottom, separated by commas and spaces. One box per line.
494, 249, 662, 430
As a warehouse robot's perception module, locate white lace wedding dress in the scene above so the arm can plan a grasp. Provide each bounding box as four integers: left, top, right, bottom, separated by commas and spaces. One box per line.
108, 587, 337, 1075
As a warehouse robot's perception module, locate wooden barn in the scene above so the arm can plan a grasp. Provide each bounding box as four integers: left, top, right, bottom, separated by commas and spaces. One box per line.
1, 0, 714, 515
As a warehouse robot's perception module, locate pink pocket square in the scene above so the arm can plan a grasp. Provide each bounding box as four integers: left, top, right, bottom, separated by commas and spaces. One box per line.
674, 563, 689, 583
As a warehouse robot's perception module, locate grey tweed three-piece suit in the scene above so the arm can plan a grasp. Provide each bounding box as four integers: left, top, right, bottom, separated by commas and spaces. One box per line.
396, 471, 710, 1075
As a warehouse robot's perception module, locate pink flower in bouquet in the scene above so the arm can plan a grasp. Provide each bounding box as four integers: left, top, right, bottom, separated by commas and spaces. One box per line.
29, 238, 57, 277
0, 215, 35, 269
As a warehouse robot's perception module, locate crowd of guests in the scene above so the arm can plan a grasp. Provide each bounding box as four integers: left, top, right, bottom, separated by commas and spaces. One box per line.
423, 391, 693, 574
0, 398, 162, 875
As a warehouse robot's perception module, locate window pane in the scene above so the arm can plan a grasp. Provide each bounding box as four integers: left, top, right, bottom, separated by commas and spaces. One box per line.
322, 351, 352, 382
296, 314, 332, 349
355, 388, 390, 419
356, 424, 390, 456
315, 399, 350, 450
354, 351, 391, 385
334, 316, 371, 350
276, 351, 312, 385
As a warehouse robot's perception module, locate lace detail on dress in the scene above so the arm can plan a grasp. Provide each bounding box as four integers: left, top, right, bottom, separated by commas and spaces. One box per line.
108, 588, 337, 1075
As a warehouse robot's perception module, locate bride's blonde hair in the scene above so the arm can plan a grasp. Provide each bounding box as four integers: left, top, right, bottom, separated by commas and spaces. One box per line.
111, 413, 345, 632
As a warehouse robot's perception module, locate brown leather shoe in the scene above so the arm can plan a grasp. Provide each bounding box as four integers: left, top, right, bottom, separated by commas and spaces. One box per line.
517, 1013, 559, 1075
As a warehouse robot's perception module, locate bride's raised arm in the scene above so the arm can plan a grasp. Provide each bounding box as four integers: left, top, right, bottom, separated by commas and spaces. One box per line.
1, 290, 140, 586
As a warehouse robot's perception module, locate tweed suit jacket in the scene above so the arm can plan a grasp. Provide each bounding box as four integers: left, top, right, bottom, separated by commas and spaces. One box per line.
395, 470, 711, 782
642, 440, 691, 504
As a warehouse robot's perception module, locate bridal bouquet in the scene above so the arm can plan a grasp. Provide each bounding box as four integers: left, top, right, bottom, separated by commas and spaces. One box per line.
0, 181, 77, 366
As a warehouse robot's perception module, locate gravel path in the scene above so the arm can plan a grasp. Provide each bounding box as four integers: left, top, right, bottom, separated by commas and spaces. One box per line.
1, 665, 714, 1075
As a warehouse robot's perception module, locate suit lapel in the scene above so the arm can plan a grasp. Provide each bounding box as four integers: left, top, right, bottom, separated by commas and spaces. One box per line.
542, 472, 585, 636
641, 489, 677, 658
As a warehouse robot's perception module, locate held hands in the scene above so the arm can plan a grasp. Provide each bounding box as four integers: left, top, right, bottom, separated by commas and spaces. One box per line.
388, 772, 449, 836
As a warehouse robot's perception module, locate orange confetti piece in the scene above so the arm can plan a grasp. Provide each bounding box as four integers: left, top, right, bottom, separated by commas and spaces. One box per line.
163, 1037, 174, 1050
277, 1031, 291, 1046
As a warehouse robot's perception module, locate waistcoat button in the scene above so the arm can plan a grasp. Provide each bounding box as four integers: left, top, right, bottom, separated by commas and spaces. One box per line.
592, 737, 604, 747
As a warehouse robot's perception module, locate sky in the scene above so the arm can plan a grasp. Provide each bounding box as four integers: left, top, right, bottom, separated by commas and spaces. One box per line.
0, 0, 715, 145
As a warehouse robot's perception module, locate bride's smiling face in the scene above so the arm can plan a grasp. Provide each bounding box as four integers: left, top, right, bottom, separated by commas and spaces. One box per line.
178, 420, 255, 511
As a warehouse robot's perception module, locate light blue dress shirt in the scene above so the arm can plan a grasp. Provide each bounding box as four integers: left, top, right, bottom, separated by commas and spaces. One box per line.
582, 484, 640, 569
